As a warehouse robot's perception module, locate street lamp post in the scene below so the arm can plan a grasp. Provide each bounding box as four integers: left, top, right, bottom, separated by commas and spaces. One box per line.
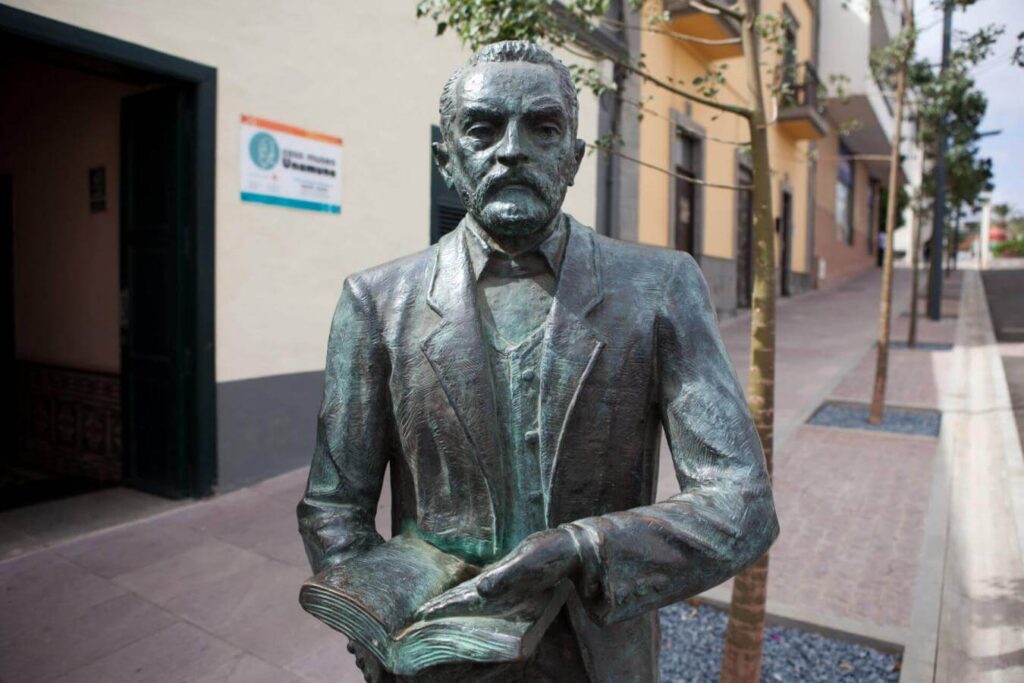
928, 2, 953, 321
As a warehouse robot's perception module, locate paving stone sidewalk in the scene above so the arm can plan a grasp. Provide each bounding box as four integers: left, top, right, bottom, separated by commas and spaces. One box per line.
0, 266, 963, 682
681, 269, 960, 644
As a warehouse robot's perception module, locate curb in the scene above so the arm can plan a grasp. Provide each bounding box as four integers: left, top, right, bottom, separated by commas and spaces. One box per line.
696, 585, 907, 656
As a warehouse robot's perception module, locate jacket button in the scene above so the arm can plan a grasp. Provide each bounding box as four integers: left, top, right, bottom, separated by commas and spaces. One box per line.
523, 369, 536, 382
525, 430, 539, 444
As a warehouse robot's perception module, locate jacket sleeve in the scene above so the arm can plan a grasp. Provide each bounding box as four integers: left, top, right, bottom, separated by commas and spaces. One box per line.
297, 276, 392, 573
562, 253, 779, 626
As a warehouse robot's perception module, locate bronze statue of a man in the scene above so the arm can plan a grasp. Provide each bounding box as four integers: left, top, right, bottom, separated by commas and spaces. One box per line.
298, 41, 778, 681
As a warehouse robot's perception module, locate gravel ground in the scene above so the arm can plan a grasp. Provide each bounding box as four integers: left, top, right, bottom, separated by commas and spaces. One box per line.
658, 603, 901, 682
887, 341, 953, 351
808, 400, 941, 437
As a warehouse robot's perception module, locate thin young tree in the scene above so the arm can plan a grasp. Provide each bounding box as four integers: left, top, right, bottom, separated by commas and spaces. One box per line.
868, 0, 914, 425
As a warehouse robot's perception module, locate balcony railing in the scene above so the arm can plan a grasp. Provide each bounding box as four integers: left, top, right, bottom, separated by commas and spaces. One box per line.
780, 61, 822, 110
777, 61, 828, 140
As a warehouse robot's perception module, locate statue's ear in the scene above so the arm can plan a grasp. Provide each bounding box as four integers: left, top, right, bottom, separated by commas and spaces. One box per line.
432, 141, 454, 189
568, 138, 586, 187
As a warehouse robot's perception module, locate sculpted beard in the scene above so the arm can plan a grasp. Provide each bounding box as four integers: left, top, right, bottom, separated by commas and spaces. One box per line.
455, 160, 576, 237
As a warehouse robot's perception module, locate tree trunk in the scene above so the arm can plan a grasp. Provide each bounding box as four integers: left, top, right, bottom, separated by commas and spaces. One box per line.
720, 3, 775, 681
908, 208, 922, 347
949, 205, 962, 274
868, 31, 909, 425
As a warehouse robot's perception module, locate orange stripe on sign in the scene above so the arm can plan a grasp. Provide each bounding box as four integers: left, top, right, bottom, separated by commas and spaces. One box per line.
241, 114, 343, 145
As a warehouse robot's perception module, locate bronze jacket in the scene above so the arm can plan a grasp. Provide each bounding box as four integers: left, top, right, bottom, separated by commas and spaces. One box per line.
298, 216, 779, 681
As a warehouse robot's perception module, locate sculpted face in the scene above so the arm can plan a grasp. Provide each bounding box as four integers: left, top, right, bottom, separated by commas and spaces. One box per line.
435, 61, 586, 239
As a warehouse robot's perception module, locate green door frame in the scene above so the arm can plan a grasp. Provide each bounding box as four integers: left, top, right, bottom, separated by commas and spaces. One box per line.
0, 5, 217, 497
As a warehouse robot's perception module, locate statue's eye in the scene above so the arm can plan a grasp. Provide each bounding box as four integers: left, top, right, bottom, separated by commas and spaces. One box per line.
466, 123, 494, 138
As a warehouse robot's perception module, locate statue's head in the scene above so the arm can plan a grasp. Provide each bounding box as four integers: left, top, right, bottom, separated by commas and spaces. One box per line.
434, 41, 586, 239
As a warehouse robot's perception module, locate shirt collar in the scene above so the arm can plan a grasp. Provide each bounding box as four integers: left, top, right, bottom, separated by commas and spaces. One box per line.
464, 213, 568, 282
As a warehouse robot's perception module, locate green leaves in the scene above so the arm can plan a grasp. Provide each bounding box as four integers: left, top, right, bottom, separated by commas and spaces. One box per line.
692, 64, 728, 99
907, 16, 1002, 215
415, 0, 562, 50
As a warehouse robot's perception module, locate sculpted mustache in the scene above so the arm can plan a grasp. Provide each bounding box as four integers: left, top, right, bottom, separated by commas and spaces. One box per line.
480, 174, 546, 198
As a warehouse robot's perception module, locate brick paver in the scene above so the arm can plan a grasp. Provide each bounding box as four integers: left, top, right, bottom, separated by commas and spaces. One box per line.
768, 426, 936, 628
692, 268, 959, 634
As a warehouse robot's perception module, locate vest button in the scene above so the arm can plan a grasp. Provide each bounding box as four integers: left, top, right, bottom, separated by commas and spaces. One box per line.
525, 430, 539, 444
523, 369, 536, 382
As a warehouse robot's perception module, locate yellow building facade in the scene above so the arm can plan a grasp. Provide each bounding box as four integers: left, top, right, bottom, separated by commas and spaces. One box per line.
637, 0, 825, 315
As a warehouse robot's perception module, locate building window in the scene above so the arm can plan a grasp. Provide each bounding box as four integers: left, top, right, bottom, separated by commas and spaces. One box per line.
430, 125, 465, 244
836, 146, 854, 246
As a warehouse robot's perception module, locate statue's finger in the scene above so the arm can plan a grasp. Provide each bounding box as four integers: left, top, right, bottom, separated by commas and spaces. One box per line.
416, 587, 480, 620
477, 563, 518, 598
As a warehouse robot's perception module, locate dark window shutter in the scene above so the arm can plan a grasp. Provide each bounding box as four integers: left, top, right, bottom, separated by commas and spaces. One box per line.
430, 125, 466, 244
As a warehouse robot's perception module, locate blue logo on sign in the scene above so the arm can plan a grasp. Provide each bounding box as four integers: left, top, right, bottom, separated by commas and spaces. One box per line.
249, 132, 280, 170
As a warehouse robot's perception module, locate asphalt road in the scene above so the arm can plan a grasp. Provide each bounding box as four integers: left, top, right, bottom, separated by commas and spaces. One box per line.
982, 267, 1024, 453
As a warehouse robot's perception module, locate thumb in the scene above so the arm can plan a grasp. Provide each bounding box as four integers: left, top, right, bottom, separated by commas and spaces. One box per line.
477, 564, 515, 598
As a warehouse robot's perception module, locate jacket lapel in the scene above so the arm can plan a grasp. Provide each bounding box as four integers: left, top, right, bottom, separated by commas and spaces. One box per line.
420, 224, 503, 515
540, 218, 605, 514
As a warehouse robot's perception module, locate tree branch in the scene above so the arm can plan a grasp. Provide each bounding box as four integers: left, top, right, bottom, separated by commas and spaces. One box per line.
591, 143, 752, 191
620, 98, 753, 145
614, 55, 753, 119
561, 34, 753, 119
598, 17, 742, 47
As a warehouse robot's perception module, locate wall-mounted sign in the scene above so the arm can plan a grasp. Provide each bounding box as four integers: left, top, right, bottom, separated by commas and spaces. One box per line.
89, 167, 106, 213
240, 115, 342, 214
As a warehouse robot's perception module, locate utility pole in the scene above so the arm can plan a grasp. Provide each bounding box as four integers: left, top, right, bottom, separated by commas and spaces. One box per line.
928, 1, 953, 320
980, 196, 991, 270
950, 205, 962, 273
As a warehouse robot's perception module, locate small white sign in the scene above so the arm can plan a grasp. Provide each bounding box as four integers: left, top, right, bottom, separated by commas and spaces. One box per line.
240, 115, 342, 214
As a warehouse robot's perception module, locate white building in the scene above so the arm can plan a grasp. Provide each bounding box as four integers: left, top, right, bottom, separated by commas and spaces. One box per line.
1, 1, 626, 499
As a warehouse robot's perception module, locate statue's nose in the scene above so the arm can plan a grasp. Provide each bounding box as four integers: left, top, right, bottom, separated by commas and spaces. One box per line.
495, 122, 527, 166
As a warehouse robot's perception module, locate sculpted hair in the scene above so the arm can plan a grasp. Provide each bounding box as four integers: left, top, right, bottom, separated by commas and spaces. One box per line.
439, 41, 579, 144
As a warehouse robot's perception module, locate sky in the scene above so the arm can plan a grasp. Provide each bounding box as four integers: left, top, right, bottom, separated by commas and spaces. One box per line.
914, 0, 1024, 210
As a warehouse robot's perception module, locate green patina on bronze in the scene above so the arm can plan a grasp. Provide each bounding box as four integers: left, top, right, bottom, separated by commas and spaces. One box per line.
297, 41, 778, 682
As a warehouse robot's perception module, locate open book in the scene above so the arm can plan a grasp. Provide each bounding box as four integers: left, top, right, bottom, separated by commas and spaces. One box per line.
299, 532, 570, 676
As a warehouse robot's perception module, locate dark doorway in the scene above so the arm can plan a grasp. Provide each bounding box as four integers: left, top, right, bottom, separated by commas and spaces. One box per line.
120, 86, 199, 498
736, 164, 754, 309
674, 173, 696, 255
2, 175, 11, 451
674, 134, 699, 255
780, 189, 793, 297
670, 119, 705, 258
1, 6, 216, 503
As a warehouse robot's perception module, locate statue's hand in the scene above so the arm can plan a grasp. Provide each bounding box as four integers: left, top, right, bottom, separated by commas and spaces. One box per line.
477, 528, 581, 602
413, 576, 485, 621
414, 529, 581, 621
346, 639, 389, 683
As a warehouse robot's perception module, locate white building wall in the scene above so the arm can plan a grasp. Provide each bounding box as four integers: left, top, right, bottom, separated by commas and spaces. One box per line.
818, 0, 895, 147
6, 0, 602, 383
818, 0, 872, 91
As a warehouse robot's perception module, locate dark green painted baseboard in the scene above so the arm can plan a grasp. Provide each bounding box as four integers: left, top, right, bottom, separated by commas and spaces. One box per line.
216, 371, 323, 492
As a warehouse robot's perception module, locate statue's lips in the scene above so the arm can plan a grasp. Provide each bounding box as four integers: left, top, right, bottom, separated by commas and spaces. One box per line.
488, 182, 538, 199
